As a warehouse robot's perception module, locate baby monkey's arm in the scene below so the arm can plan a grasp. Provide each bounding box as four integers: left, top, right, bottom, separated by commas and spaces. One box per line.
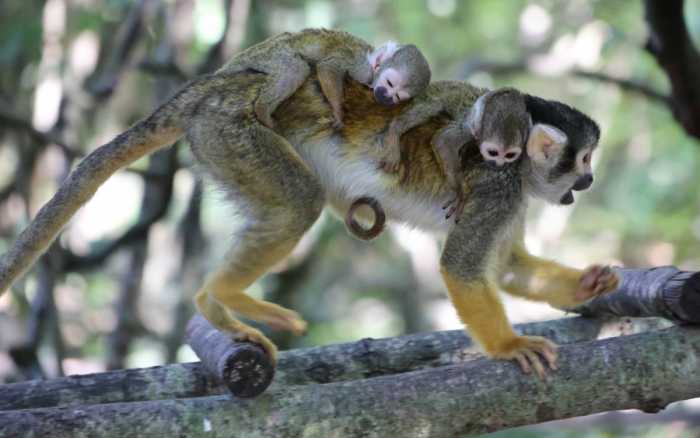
376, 98, 446, 173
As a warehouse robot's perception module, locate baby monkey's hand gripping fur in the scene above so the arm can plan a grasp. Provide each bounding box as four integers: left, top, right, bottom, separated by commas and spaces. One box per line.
222, 28, 431, 129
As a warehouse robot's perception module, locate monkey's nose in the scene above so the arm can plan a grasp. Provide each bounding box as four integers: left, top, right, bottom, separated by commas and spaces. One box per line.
572, 174, 593, 191
373, 87, 395, 106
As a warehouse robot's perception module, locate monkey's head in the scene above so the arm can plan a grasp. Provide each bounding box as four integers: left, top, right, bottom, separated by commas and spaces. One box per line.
522, 95, 600, 206
367, 42, 431, 107
465, 88, 529, 167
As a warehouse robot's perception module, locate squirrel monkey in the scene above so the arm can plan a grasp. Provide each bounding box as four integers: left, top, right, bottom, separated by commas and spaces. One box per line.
0, 54, 615, 376
345, 85, 532, 239
221, 28, 431, 129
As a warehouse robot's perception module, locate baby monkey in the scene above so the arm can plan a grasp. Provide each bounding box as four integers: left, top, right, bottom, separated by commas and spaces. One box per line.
376, 85, 531, 220
222, 28, 431, 129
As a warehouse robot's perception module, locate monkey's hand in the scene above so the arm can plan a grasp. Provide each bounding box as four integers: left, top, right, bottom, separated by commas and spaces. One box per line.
488, 335, 558, 380
376, 129, 402, 174
575, 265, 620, 302
442, 183, 465, 223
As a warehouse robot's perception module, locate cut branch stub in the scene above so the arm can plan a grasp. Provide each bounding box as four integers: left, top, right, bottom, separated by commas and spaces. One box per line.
185, 314, 274, 398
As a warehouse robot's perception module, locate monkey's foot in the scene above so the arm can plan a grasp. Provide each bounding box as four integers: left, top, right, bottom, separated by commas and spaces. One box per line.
229, 326, 279, 364
258, 304, 308, 336
575, 265, 620, 302
442, 190, 465, 222
378, 159, 402, 175
490, 335, 558, 380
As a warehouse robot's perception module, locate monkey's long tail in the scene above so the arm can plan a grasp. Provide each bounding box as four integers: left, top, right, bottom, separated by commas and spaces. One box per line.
0, 92, 189, 295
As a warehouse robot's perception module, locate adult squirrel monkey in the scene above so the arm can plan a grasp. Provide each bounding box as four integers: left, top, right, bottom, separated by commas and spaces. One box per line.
0, 34, 616, 377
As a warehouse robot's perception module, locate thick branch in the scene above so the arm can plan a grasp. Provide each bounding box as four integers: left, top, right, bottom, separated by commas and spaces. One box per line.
644, 0, 700, 139
575, 267, 700, 323
1, 326, 699, 437
0, 316, 670, 411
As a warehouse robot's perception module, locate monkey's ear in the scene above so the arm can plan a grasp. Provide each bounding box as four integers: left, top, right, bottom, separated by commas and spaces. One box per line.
527, 123, 567, 164
368, 41, 399, 70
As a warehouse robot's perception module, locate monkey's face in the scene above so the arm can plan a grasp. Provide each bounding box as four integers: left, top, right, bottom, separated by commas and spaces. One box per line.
368, 43, 430, 107
525, 124, 598, 205
468, 89, 529, 168
372, 67, 412, 106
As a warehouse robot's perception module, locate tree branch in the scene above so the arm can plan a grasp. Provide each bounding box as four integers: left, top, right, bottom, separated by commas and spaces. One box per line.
0, 316, 672, 411
1, 326, 698, 437
644, 0, 700, 139
462, 59, 670, 105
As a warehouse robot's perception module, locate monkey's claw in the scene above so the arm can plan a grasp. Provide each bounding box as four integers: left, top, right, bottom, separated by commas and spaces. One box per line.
491, 336, 558, 380
442, 193, 465, 223
575, 265, 619, 302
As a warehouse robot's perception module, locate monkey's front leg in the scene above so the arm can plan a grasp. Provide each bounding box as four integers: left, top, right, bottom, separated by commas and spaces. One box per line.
499, 243, 620, 309
441, 271, 557, 378
440, 219, 557, 378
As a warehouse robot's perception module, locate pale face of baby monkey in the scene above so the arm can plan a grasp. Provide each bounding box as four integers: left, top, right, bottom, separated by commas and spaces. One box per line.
367, 42, 431, 107
466, 88, 530, 167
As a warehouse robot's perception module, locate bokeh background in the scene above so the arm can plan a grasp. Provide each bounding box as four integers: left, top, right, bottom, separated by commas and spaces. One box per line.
1, 0, 699, 436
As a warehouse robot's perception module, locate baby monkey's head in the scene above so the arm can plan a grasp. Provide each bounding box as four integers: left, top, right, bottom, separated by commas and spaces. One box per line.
367, 42, 431, 106
466, 88, 530, 167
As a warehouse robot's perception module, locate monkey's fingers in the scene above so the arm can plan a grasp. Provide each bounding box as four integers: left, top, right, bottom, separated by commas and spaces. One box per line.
523, 349, 546, 380
260, 307, 308, 336
231, 327, 279, 364
399, 161, 411, 184
513, 353, 531, 375
575, 265, 620, 301
378, 160, 401, 174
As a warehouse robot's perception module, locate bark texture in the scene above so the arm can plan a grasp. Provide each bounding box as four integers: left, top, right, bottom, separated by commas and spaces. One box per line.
0, 316, 670, 411
1, 326, 699, 437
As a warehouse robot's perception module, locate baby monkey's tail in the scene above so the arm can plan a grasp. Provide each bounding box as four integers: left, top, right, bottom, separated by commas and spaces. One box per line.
344, 196, 386, 240
0, 83, 195, 295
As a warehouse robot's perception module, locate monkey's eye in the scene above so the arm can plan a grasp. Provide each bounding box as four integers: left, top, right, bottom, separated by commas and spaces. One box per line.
505, 152, 518, 159
386, 79, 394, 88
582, 152, 591, 163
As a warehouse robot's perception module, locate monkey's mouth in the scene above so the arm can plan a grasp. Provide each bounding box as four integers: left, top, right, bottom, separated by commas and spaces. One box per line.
560, 190, 574, 205
373, 87, 396, 107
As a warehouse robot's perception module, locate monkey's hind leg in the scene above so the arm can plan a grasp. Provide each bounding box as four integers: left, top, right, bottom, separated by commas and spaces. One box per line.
254, 54, 311, 129
194, 234, 309, 362
192, 124, 325, 363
